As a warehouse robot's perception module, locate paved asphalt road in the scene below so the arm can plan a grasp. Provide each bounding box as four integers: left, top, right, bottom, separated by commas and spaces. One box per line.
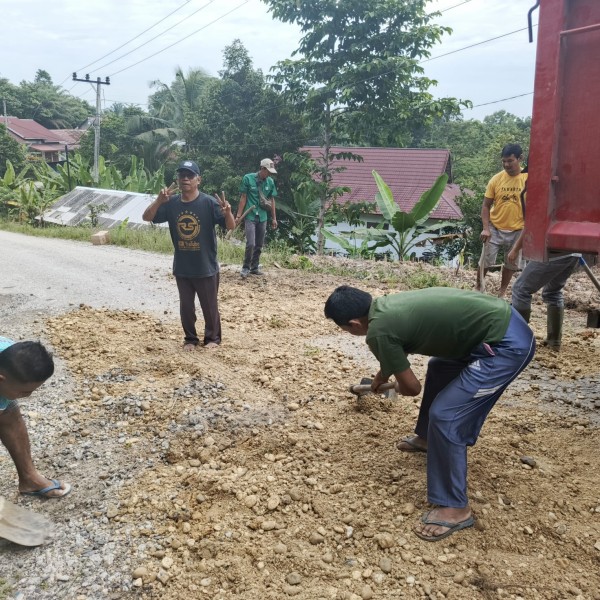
0, 230, 179, 319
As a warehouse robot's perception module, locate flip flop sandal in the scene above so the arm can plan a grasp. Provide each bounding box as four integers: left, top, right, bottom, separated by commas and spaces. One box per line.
415, 515, 475, 542
397, 436, 427, 453
21, 479, 72, 499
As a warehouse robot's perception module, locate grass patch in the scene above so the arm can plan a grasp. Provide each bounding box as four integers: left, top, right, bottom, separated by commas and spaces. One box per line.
0, 220, 243, 262
268, 315, 286, 329
0, 221, 95, 242
273, 253, 403, 284
401, 265, 450, 289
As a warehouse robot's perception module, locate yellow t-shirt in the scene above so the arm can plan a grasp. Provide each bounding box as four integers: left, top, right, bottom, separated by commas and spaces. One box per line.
485, 171, 527, 231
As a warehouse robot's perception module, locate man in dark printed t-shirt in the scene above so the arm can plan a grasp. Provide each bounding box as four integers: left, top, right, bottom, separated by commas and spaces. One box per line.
143, 160, 235, 350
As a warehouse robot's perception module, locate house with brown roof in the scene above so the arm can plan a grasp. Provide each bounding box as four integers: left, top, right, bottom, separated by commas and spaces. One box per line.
301, 146, 465, 259
2, 117, 85, 164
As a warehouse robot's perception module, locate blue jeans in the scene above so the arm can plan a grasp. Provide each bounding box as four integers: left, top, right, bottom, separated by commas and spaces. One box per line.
415, 308, 535, 507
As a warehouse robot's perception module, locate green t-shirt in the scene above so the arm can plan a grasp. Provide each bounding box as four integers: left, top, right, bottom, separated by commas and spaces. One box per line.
366, 288, 511, 378
239, 172, 277, 223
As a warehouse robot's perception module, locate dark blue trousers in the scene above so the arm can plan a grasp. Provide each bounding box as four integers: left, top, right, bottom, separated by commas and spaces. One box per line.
414, 308, 535, 507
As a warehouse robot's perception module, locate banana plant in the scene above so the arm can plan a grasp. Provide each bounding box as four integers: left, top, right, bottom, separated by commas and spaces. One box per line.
12, 181, 56, 226
321, 227, 380, 259
277, 184, 321, 254
357, 171, 454, 261
1, 160, 17, 187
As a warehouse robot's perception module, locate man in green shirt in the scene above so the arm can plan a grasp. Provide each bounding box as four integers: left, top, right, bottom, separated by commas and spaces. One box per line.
236, 158, 278, 277
325, 286, 535, 542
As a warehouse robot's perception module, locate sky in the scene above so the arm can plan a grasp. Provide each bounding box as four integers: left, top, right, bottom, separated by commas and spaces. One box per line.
1, 0, 538, 122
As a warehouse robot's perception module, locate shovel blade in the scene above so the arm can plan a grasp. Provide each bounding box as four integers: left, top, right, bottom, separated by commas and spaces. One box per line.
0, 497, 51, 546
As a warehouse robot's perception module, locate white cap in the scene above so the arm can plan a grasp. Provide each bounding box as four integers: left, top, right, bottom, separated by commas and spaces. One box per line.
260, 158, 277, 174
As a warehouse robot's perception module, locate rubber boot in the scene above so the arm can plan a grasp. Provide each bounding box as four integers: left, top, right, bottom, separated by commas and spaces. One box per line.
515, 307, 531, 324
545, 305, 564, 349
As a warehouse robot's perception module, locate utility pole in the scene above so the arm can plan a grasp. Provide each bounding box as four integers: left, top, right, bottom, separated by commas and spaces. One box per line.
72, 73, 110, 184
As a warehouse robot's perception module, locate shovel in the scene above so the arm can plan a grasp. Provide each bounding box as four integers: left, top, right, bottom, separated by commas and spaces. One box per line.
0, 497, 51, 546
226, 206, 255, 239
349, 377, 397, 399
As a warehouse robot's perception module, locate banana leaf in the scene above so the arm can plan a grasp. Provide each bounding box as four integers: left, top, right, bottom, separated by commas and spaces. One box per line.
410, 173, 448, 223
372, 171, 397, 222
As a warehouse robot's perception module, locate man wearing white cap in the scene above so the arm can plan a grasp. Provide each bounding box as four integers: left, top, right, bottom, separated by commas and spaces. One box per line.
236, 158, 278, 277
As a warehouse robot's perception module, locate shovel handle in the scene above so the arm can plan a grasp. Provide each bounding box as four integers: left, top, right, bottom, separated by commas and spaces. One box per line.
226, 206, 254, 239
350, 381, 397, 395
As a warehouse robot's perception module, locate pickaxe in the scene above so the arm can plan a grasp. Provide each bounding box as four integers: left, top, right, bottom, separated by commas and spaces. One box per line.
349, 377, 397, 399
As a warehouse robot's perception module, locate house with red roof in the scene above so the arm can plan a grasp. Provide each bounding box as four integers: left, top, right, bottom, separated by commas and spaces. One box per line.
301, 146, 465, 259
2, 117, 85, 164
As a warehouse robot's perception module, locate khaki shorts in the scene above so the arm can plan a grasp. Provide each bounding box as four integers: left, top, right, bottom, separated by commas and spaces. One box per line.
480, 225, 522, 271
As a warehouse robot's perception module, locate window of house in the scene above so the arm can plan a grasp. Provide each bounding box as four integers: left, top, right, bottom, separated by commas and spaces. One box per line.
365, 221, 389, 230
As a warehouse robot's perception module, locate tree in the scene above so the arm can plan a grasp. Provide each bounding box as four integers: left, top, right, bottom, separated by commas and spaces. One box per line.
265, 0, 468, 253
15, 70, 93, 129
182, 40, 304, 200
414, 111, 531, 190
78, 105, 163, 172
79, 113, 128, 169
148, 66, 213, 139
0, 124, 26, 176
0, 77, 23, 116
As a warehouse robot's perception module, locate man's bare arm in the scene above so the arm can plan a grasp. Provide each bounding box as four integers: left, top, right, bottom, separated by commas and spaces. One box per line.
480, 197, 494, 242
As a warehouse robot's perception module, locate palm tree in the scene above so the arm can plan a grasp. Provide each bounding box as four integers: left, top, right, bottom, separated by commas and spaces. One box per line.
112, 66, 213, 167
148, 66, 213, 140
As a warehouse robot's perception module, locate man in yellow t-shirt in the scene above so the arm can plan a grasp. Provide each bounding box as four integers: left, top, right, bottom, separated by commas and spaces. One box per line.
476, 144, 527, 298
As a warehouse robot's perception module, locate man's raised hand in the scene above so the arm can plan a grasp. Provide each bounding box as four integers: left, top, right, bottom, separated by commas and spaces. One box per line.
158, 182, 178, 204
214, 191, 232, 215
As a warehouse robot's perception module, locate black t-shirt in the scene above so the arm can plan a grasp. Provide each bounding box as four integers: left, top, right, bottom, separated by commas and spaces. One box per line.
153, 192, 225, 278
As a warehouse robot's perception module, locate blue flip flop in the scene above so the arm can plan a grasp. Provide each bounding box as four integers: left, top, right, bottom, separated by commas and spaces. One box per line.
415, 513, 475, 542
21, 479, 72, 499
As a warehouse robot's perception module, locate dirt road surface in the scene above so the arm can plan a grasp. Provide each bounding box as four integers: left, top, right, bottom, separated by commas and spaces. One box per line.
0, 230, 599, 600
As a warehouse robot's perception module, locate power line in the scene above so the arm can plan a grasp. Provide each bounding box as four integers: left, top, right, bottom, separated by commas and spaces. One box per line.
103, 0, 469, 85
74, 3, 532, 130
108, 1, 249, 77
421, 25, 535, 63
95, 1, 215, 73
437, 0, 474, 13
59, 0, 193, 86
467, 91, 533, 109
101, 35, 534, 128
73, 1, 522, 111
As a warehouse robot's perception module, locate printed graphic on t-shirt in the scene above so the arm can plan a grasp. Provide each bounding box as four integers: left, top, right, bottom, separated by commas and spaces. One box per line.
498, 186, 522, 207
177, 211, 201, 250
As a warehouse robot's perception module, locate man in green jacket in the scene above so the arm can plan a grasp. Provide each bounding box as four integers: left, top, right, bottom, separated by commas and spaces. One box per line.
236, 158, 278, 277
325, 286, 535, 541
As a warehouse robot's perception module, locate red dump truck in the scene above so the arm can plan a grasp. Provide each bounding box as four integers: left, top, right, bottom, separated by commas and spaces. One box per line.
523, 0, 600, 262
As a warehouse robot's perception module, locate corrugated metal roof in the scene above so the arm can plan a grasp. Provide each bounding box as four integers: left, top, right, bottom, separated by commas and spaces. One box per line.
4, 117, 63, 143
43, 187, 166, 230
52, 128, 87, 147
301, 146, 463, 220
